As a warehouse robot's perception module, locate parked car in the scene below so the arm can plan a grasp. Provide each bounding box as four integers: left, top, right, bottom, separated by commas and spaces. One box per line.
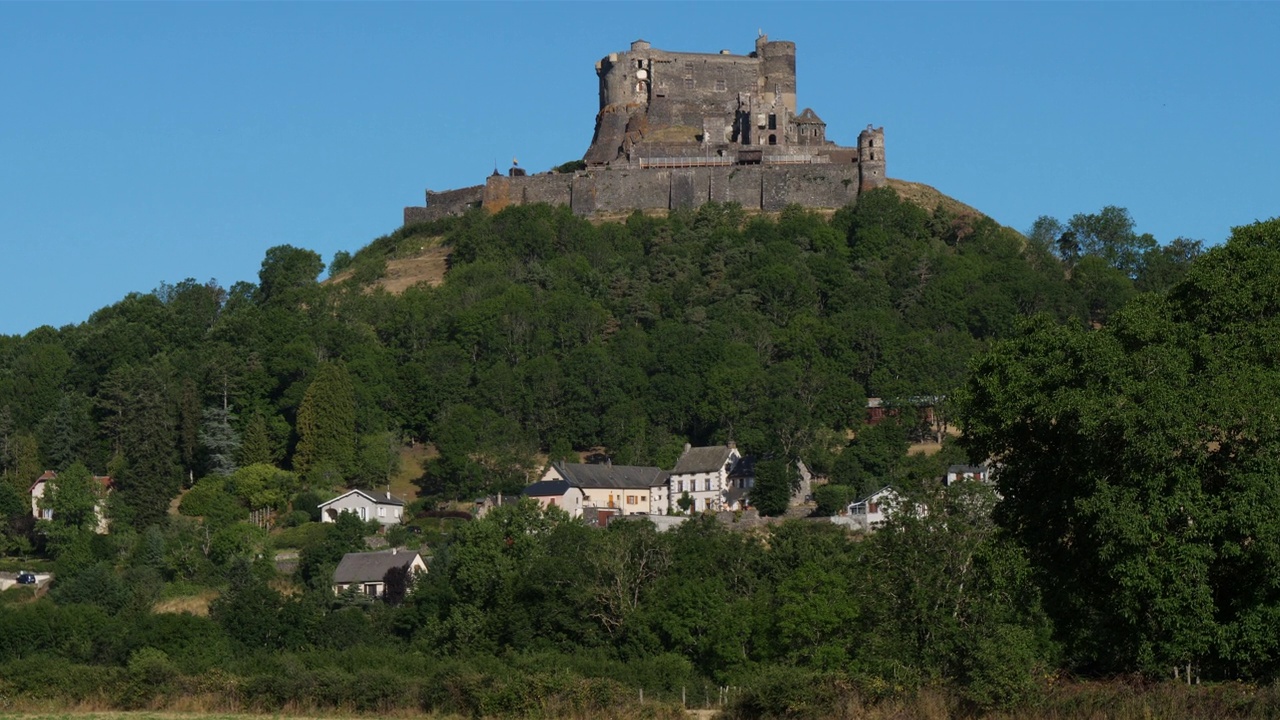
16, 571, 37, 585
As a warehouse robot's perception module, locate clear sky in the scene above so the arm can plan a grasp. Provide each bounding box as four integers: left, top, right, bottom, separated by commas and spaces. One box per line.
2, 2, 1276, 336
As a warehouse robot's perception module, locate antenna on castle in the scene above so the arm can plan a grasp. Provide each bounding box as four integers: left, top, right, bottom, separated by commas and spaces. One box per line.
512, 156, 519, 167
758, 28, 763, 37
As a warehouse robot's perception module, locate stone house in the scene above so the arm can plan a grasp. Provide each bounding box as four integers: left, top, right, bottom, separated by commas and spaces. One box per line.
332, 548, 426, 598
668, 443, 752, 512
29, 470, 113, 534
540, 461, 669, 516
318, 489, 406, 525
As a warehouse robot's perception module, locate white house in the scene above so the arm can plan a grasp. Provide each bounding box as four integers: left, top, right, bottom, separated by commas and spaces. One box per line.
318, 489, 406, 525
521, 478, 585, 516
29, 470, 113, 534
332, 548, 426, 598
847, 486, 901, 530
540, 461, 668, 516
668, 443, 753, 512
945, 464, 990, 486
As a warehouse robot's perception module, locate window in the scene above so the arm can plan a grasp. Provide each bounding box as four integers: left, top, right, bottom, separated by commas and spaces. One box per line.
378, 506, 386, 517
641, 495, 647, 502
678, 480, 684, 492
627, 495, 637, 505
705, 479, 711, 492
364, 583, 379, 596
714, 79, 727, 92
549, 498, 557, 505
768, 114, 777, 130
684, 77, 695, 89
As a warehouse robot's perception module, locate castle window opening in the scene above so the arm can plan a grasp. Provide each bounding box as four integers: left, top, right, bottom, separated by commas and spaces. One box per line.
637, 60, 644, 69
768, 114, 777, 130
768, 134, 777, 145
869, 139, 875, 147
684, 77, 695, 88
715, 79, 727, 92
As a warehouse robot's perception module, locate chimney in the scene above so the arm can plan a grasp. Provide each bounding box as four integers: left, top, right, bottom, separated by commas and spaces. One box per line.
727, 440, 736, 450
606, 457, 612, 467
683, 442, 691, 454
392, 547, 398, 555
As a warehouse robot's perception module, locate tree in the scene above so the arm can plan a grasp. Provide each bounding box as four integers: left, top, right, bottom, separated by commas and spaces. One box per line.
294, 362, 357, 479
114, 365, 181, 529
237, 410, 279, 466
199, 405, 240, 477
750, 459, 795, 517
957, 216, 1280, 680
43, 462, 101, 533
256, 245, 325, 306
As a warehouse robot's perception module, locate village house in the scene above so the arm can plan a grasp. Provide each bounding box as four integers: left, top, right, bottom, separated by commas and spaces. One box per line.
945, 464, 990, 486
668, 443, 753, 512
521, 478, 585, 516
318, 489, 406, 525
847, 486, 900, 530
331, 548, 426, 598
540, 461, 669, 517
29, 470, 113, 534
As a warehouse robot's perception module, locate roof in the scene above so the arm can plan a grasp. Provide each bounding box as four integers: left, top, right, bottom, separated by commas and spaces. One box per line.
555, 462, 668, 489
30, 470, 113, 494
728, 455, 756, 477
522, 479, 577, 497
852, 486, 899, 505
318, 489, 405, 508
795, 108, 825, 124
671, 445, 735, 475
333, 549, 421, 584
947, 464, 987, 475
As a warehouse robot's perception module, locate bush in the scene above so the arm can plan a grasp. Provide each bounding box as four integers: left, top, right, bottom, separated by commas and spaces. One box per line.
813, 484, 860, 516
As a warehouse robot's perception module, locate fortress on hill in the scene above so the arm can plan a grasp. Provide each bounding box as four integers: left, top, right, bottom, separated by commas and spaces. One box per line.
404, 35, 885, 224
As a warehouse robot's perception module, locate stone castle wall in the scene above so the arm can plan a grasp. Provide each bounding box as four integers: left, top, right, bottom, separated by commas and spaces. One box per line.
404, 164, 862, 225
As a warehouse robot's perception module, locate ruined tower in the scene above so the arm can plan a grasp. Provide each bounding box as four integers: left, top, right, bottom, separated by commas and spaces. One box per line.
858, 125, 886, 192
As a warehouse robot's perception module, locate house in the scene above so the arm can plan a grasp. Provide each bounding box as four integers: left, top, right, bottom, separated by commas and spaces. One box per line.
521, 478, 585, 516
945, 464, 989, 486
669, 443, 752, 513
29, 470, 113, 533
542, 461, 669, 516
332, 548, 426, 598
318, 489, 406, 525
847, 486, 901, 530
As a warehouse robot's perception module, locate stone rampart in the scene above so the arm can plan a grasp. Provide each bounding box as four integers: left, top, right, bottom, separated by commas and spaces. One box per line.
487, 164, 858, 218
404, 184, 484, 225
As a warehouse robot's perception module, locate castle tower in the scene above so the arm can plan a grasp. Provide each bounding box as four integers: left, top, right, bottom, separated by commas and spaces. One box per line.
756, 37, 797, 116
858, 125, 886, 191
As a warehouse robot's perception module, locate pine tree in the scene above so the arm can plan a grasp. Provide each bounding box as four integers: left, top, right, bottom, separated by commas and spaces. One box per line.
200, 405, 240, 476
238, 411, 276, 467
117, 366, 180, 529
294, 363, 357, 478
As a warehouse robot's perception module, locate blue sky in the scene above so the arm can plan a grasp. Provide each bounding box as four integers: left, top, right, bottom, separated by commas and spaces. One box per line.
1, 2, 1276, 336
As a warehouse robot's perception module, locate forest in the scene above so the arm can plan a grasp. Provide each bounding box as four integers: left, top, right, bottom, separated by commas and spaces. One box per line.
7, 187, 1280, 717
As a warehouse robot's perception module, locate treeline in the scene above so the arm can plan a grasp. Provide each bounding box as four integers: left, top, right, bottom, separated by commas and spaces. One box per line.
0, 190, 1189, 525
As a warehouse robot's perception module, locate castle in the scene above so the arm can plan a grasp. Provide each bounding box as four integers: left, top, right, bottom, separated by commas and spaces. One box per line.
404, 35, 885, 224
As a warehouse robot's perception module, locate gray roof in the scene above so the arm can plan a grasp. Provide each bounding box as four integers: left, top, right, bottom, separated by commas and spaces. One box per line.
523, 479, 576, 497
947, 464, 987, 475
555, 462, 668, 489
333, 549, 420, 584
672, 445, 735, 474
318, 489, 406, 508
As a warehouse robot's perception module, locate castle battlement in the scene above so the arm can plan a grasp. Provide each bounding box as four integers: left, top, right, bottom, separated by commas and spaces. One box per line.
404, 35, 885, 225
